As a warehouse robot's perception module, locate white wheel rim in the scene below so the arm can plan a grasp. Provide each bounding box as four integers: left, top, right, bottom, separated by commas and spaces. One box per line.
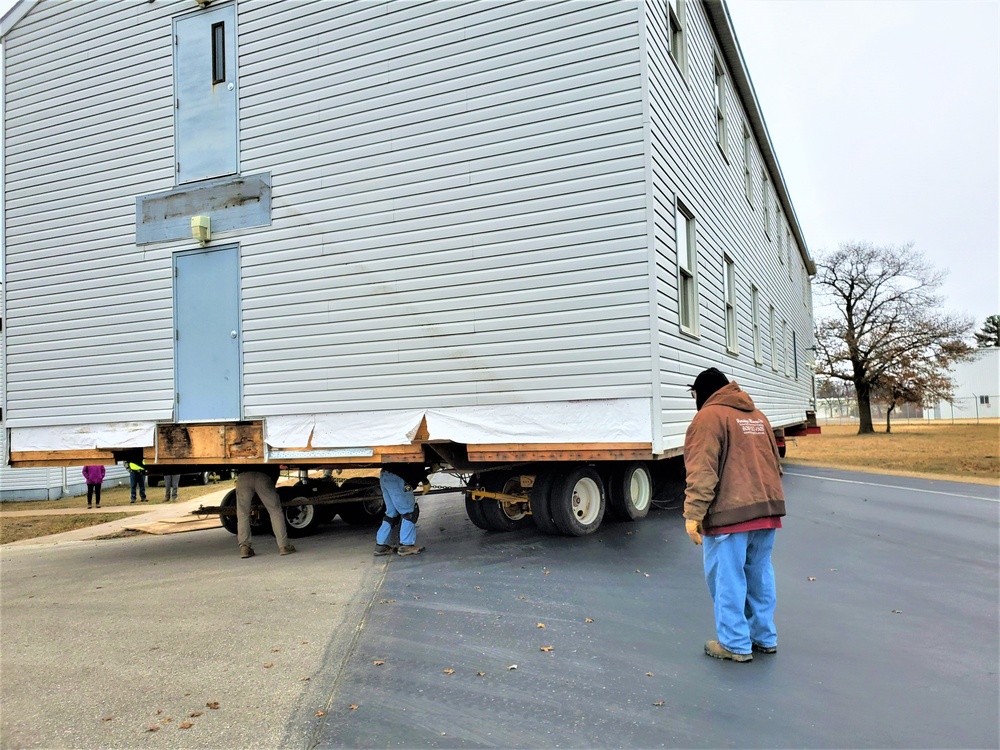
570, 477, 602, 525
628, 467, 652, 512
286, 499, 315, 529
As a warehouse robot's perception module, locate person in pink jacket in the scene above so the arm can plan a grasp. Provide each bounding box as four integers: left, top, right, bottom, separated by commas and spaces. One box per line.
82, 465, 106, 509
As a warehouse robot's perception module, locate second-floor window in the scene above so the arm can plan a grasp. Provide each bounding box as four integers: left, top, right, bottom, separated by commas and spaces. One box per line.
724, 257, 738, 354
668, 0, 686, 72
714, 56, 727, 153
677, 202, 699, 335
751, 286, 762, 364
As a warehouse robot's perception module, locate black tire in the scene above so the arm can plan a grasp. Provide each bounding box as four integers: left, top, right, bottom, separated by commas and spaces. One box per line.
528, 466, 560, 535
199, 471, 211, 485
280, 487, 321, 538
464, 474, 493, 531
778, 444, 787, 458
550, 466, 606, 537
220, 489, 238, 535
479, 474, 533, 532
336, 480, 385, 526
148, 476, 160, 488
604, 462, 653, 522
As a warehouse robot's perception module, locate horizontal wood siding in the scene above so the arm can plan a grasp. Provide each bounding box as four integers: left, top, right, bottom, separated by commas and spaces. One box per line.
236, 0, 653, 414
644, 0, 814, 449
2, 0, 182, 427
2, 0, 654, 427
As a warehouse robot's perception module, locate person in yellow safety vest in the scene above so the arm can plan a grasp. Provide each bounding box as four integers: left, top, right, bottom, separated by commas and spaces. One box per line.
127, 460, 148, 504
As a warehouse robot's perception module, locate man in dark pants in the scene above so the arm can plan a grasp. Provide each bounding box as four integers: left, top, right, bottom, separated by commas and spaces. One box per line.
683, 367, 785, 663
127, 460, 147, 503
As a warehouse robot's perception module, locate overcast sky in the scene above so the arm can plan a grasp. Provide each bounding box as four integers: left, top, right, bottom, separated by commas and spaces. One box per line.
727, 0, 999, 328
2, 0, 998, 327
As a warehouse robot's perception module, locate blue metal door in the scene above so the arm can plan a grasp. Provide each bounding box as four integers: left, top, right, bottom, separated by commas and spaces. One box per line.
174, 4, 238, 183
174, 246, 241, 421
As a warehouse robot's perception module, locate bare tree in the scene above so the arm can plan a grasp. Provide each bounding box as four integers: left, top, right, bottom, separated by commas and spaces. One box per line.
875, 346, 962, 433
814, 241, 975, 434
975, 314, 1000, 348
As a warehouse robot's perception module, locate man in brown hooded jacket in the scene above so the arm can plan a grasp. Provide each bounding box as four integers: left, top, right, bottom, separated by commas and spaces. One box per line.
683, 367, 785, 662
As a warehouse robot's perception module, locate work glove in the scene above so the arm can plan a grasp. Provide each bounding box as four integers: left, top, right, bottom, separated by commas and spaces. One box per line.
685, 519, 703, 546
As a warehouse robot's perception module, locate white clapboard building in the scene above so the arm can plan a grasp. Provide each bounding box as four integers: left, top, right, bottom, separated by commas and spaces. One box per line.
1, 0, 816, 472
927, 347, 1000, 421
0, 285, 128, 500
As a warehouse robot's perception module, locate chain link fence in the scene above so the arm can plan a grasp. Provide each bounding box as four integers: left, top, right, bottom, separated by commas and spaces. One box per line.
815, 395, 999, 426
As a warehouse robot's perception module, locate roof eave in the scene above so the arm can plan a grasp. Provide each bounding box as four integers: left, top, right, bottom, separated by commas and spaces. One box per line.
703, 0, 816, 276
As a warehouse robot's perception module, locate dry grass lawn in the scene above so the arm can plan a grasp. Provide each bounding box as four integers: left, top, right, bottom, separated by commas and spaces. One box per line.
784, 421, 1000, 484
0, 513, 132, 545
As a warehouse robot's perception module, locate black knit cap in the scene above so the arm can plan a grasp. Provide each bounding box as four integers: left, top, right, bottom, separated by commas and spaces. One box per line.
689, 367, 730, 411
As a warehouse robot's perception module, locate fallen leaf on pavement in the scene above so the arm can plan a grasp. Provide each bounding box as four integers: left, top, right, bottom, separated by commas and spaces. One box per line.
271, 648, 281, 653
349, 704, 358, 711
379, 599, 396, 604
507, 664, 517, 670
443, 668, 455, 675
189, 711, 203, 718
146, 726, 160, 732
316, 710, 325, 717
373, 660, 385, 666
536, 623, 545, 628
807, 577, 817, 581
585, 618, 594, 623
102, 717, 113, 722
206, 702, 220, 710
477, 672, 485, 677
264, 663, 273, 668
653, 701, 665, 707
540, 646, 554, 652
301, 676, 311, 681
179, 721, 193, 729
646, 672, 653, 677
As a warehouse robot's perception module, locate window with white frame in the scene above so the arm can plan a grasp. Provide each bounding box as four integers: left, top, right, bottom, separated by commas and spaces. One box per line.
776, 209, 785, 264
792, 330, 799, 379
714, 56, 726, 153
676, 202, 699, 335
724, 256, 738, 354
786, 228, 793, 273
751, 286, 762, 364
763, 173, 771, 238
769, 305, 777, 370
782, 319, 790, 377
667, 0, 686, 71
743, 126, 752, 203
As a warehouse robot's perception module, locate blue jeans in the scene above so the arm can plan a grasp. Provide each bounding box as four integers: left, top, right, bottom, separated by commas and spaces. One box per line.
703, 529, 777, 654
129, 471, 147, 501
376, 471, 416, 547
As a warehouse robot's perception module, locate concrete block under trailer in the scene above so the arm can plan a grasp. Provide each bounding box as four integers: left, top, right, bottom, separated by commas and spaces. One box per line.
9, 417, 818, 538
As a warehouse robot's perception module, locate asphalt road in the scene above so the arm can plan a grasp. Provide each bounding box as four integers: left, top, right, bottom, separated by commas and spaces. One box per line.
1, 467, 997, 749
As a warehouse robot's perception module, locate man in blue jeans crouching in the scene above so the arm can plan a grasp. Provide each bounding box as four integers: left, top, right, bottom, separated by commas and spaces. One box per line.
683, 367, 786, 662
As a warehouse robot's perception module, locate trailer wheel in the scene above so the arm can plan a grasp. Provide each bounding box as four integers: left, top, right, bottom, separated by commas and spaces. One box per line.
605, 462, 652, 522
464, 475, 493, 531
778, 444, 787, 458
220, 489, 238, 534
529, 467, 560, 535
337, 497, 385, 526
480, 476, 533, 532
280, 487, 321, 538
550, 467, 606, 536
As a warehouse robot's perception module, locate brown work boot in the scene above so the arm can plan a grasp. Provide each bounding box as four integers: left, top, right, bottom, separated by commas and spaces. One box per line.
704, 640, 752, 662
279, 545, 297, 556
373, 544, 396, 556
240, 545, 255, 559
397, 545, 425, 556
752, 642, 777, 654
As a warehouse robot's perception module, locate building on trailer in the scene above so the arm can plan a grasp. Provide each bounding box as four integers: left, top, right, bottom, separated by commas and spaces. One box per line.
1, 0, 816, 534
0, 285, 129, 501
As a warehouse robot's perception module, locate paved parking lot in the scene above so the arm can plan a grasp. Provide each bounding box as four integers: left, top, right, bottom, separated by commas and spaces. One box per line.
1, 468, 997, 749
